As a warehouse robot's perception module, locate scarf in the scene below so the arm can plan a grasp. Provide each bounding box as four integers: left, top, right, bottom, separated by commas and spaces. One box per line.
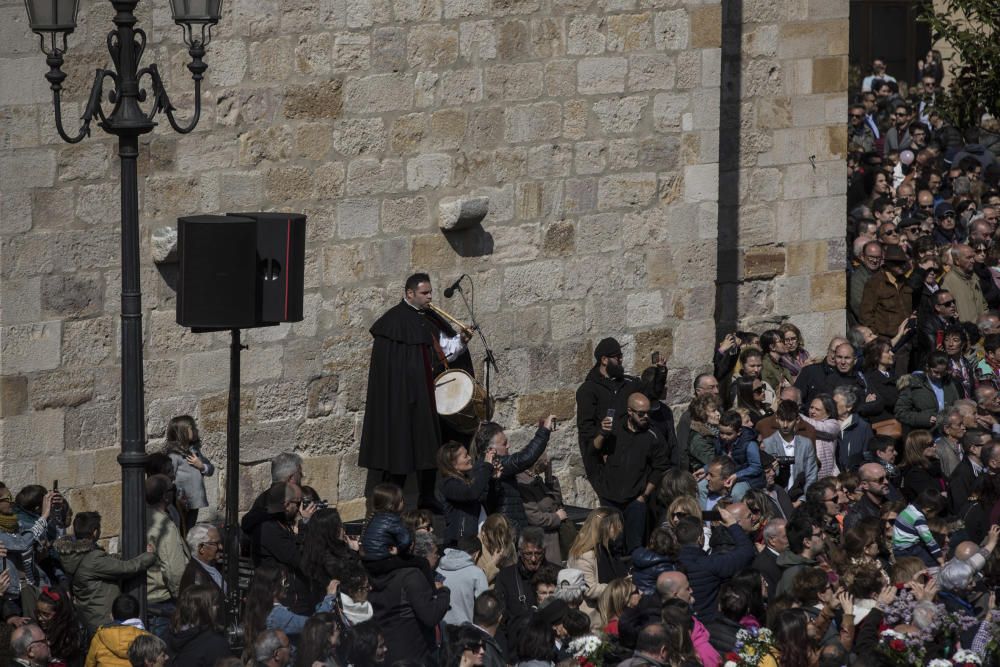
0, 512, 19, 533
596, 543, 628, 583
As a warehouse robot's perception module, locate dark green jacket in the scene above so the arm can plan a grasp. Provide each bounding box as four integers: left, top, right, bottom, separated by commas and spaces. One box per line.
55, 537, 156, 632
894, 372, 961, 429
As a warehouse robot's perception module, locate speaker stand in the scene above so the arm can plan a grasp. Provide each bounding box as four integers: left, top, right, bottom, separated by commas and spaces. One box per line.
224, 328, 247, 632
454, 284, 498, 404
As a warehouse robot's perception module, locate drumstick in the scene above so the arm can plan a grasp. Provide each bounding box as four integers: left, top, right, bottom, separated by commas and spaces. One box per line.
435, 378, 457, 387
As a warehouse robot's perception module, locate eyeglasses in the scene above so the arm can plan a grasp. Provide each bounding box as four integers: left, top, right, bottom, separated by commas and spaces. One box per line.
939, 300, 956, 307
881, 229, 898, 236
521, 550, 544, 559
849, 113, 864, 119
864, 254, 883, 261
672, 512, 688, 519
895, 112, 909, 117
462, 642, 486, 653
629, 408, 649, 416
920, 203, 935, 210
200, 541, 222, 548
870, 476, 887, 484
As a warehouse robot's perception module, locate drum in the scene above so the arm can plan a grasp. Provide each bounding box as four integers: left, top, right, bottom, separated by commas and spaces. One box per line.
435, 369, 493, 433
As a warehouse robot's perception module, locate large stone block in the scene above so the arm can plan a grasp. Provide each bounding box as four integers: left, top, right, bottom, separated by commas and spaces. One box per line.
743, 245, 786, 280
346, 159, 405, 195
812, 56, 847, 94
654, 9, 689, 50
1, 322, 61, 373
334, 118, 386, 157
504, 103, 562, 143
515, 389, 577, 425
407, 25, 459, 69
29, 369, 94, 410
406, 154, 453, 190
337, 199, 380, 239
343, 74, 415, 113
0, 408, 64, 458
282, 80, 344, 119
577, 57, 627, 95
485, 64, 544, 101
593, 96, 649, 134
65, 483, 122, 537
607, 13, 653, 51
597, 172, 657, 209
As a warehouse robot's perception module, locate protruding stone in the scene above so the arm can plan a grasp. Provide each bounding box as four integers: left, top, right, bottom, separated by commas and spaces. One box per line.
438, 196, 491, 231
151, 226, 178, 264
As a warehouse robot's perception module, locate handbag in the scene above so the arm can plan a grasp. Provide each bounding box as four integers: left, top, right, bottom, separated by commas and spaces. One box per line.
872, 418, 903, 440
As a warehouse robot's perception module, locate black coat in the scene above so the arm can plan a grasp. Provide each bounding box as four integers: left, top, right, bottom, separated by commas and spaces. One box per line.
949, 457, 983, 514
900, 462, 945, 502
164, 627, 231, 667
585, 422, 670, 504
752, 547, 782, 598
704, 615, 742, 655
243, 513, 313, 615
179, 559, 224, 600
793, 361, 838, 406
861, 369, 899, 423
369, 564, 451, 665
576, 366, 635, 478
487, 426, 550, 529
676, 525, 755, 622
359, 301, 458, 474
494, 561, 558, 626
440, 463, 493, 543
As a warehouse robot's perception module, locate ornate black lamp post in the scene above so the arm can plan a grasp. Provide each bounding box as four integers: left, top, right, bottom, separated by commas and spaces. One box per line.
23, 0, 222, 615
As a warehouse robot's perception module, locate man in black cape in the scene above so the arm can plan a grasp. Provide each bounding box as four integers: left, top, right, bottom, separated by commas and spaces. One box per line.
359, 273, 472, 510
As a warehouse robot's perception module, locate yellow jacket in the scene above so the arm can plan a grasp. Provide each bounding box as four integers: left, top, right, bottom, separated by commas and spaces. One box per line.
85, 624, 148, 667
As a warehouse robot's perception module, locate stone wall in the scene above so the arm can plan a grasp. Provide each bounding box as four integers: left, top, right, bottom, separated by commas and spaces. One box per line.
0, 0, 846, 535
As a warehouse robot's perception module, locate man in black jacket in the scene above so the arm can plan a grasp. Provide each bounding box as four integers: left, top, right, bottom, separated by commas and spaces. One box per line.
794, 337, 849, 406
588, 393, 670, 552
844, 463, 888, 531
243, 482, 314, 614
916, 289, 958, 368
576, 337, 636, 484
752, 517, 787, 596
949, 429, 989, 514
494, 527, 557, 626
475, 416, 555, 529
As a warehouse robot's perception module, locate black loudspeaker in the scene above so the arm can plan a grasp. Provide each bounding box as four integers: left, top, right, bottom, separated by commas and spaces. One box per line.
177, 215, 259, 330
230, 211, 307, 324
176, 212, 307, 330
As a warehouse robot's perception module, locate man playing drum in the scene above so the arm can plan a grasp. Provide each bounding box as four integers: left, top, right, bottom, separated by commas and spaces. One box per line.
359, 273, 473, 511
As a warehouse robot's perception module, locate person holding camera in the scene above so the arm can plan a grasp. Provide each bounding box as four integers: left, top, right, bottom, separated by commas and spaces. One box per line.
588, 393, 670, 553
760, 401, 820, 500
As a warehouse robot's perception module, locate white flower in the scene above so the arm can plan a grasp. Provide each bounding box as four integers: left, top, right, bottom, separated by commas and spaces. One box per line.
952, 649, 983, 665
927, 660, 953, 667
723, 662, 739, 667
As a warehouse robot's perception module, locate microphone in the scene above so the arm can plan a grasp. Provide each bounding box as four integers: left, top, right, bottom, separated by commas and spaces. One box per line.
443, 275, 466, 298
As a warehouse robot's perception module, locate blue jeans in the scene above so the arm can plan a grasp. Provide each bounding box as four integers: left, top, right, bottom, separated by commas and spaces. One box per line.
600, 497, 648, 554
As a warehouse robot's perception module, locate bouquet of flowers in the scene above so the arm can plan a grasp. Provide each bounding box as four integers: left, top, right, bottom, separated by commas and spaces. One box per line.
721, 626, 776, 667
567, 633, 611, 667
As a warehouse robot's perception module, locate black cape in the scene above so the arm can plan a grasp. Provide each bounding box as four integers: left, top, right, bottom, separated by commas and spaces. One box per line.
359, 301, 466, 473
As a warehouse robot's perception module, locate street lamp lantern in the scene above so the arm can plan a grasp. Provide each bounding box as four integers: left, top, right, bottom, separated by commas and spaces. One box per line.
23, 0, 80, 53
22, 0, 221, 623
170, 0, 223, 46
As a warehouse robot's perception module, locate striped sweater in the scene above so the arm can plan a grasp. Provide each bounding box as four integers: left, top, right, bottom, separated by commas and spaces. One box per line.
892, 504, 942, 558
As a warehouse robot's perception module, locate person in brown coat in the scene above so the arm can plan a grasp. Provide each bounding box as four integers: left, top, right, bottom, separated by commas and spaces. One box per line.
861, 245, 914, 338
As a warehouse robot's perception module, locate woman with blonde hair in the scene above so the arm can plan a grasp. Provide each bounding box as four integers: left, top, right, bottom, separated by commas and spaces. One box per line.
597, 577, 639, 636
476, 514, 516, 583
567, 508, 627, 604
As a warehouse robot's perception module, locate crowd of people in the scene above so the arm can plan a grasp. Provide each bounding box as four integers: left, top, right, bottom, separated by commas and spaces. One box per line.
14, 54, 1000, 667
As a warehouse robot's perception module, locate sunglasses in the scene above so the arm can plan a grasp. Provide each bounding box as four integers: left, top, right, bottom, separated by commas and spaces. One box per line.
920, 204, 934, 210
881, 229, 898, 236
850, 114, 864, 119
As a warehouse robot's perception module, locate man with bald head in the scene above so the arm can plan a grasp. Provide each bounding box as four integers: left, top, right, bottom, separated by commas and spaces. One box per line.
794, 336, 851, 407
844, 463, 890, 531
941, 244, 987, 323
954, 526, 1000, 569
589, 392, 670, 552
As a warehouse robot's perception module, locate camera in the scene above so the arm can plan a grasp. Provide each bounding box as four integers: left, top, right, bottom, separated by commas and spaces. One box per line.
775, 456, 795, 467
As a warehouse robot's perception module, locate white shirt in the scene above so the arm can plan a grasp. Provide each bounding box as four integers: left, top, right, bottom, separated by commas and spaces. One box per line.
780, 434, 796, 490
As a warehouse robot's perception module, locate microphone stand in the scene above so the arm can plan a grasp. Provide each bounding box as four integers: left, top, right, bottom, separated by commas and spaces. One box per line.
453, 278, 499, 402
